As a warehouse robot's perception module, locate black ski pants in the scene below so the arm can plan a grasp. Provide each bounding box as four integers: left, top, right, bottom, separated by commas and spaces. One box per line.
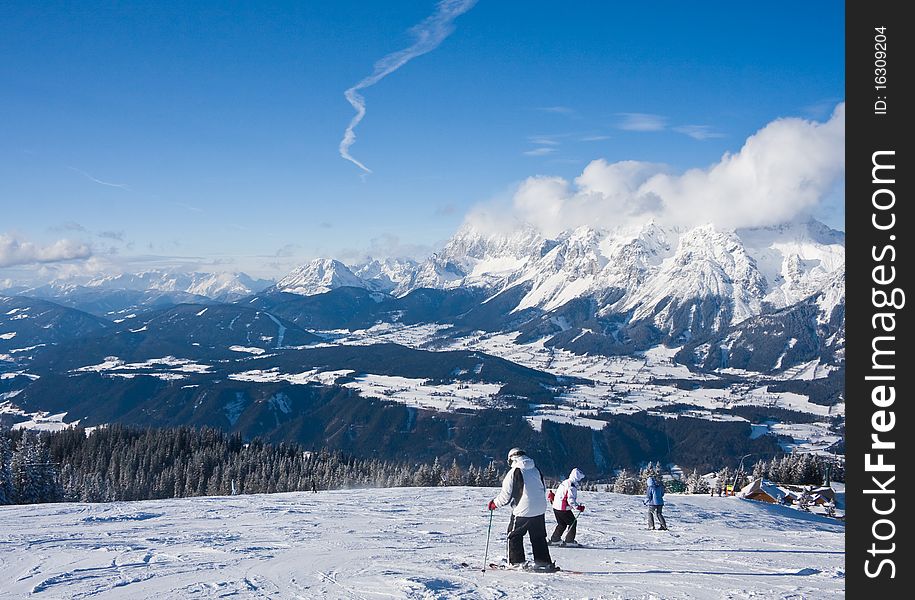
550, 508, 578, 542
506, 513, 552, 565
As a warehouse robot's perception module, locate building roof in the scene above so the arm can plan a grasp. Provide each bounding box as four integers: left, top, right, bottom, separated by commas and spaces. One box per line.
738, 478, 789, 502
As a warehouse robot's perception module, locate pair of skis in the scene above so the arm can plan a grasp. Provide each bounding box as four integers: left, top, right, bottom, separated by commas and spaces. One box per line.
462, 561, 584, 575
547, 540, 583, 547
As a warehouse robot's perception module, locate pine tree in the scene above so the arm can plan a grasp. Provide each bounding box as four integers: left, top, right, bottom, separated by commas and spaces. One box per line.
446, 458, 462, 485
612, 469, 639, 495
485, 461, 498, 486
431, 457, 445, 486
0, 434, 12, 505
13, 433, 55, 503
771, 456, 790, 483
718, 467, 733, 493
685, 469, 709, 494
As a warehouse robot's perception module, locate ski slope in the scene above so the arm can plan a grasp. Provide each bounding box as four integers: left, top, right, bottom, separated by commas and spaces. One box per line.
0, 487, 844, 599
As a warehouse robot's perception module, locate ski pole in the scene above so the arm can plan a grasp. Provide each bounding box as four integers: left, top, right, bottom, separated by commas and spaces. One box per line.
572, 507, 585, 523
482, 508, 494, 573
570, 506, 585, 534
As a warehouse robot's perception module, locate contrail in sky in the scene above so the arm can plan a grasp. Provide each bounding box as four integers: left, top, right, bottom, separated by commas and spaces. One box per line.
68, 166, 130, 190
339, 0, 478, 174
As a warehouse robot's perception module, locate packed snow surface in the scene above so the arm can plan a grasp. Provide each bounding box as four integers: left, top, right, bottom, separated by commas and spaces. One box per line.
72, 356, 212, 378
10, 411, 73, 432
342, 374, 504, 412
0, 487, 844, 599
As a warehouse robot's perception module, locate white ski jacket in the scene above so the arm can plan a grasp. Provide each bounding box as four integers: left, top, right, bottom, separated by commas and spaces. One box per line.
492, 455, 548, 517
551, 467, 585, 511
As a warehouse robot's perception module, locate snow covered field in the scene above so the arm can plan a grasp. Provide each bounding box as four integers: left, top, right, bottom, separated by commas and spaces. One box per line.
4, 321, 843, 453
326, 326, 844, 451
4, 312, 843, 453
0, 487, 844, 599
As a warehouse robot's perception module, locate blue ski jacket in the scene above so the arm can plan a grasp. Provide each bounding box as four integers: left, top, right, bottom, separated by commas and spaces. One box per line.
645, 476, 665, 506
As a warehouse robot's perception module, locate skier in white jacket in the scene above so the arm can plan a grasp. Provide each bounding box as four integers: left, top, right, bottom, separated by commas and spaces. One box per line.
487, 448, 555, 570
548, 467, 586, 546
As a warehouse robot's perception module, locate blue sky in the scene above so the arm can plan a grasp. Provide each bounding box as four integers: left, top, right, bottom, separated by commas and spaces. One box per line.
0, 1, 845, 280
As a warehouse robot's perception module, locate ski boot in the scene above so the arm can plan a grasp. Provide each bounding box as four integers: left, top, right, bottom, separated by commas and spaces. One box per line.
524, 561, 560, 573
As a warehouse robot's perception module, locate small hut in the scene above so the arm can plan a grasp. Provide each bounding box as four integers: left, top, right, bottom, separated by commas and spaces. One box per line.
738, 478, 790, 504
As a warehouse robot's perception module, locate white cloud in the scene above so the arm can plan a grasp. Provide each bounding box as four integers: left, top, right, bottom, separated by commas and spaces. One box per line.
339, 0, 478, 174
507, 161, 666, 237
646, 103, 845, 229
0, 234, 92, 268
537, 106, 575, 115
338, 233, 432, 263
274, 243, 302, 258
468, 104, 845, 234
615, 112, 667, 132
672, 124, 726, 140
35, 255, 115, 281
523, 147, 557, 157
97, 230, 125, 241
173, 202, 204, 213
615, 115, 724, 140
527, 135, 562, 146
51, 221, 88, 233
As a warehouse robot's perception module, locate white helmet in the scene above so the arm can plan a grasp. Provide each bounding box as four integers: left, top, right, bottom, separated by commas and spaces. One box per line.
507, 447, 526, 464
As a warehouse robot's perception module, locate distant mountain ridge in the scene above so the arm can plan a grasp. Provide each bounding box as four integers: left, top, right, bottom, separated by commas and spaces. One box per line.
83, 270, 272, 301
3, 218, 845, 374
13, 270, 273, 318
263, 218, 845, 363
270, 219, 843, 317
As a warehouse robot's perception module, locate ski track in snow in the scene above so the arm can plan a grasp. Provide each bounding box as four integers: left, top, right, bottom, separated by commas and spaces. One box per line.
264, 313, 286, 349
0, 487, 844, 599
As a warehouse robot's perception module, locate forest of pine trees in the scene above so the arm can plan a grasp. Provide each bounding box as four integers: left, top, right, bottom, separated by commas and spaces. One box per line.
0, 426, 502, 505
749, 453, 844, 486
0, 426, 844, 506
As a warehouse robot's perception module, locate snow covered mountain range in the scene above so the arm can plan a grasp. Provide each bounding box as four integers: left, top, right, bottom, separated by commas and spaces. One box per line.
1, 218, 845, 470
267, 219, 844, 361
3, 218, 845, 371
277, 220, 842, 316
83, 270, 273, 300
8, 270, 274, 318
9, 218, 844, 348
17, 270, 272, 303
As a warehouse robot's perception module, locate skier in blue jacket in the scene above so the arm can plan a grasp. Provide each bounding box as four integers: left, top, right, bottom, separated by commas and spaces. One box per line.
644, 476, 668, 530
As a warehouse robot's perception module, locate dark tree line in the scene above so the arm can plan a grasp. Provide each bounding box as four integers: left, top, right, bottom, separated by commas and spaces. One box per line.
0, 426, 845, 506
0, 426, 502, 505
749, 453, 844, 486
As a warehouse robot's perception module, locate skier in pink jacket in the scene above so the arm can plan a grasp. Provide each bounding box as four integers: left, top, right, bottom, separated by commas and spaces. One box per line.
548, 467, 586, 546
